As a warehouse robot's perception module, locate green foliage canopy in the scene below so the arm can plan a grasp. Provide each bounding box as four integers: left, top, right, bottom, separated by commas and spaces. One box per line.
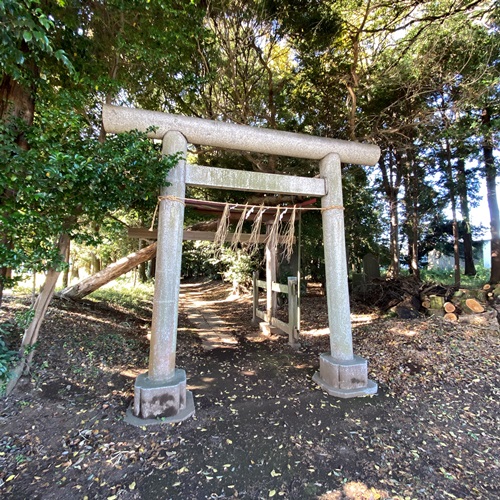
0, 91, 177, 285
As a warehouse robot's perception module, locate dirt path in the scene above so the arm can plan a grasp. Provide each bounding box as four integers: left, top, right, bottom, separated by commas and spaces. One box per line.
179, 282, 239, 350
1, 280, 498, 499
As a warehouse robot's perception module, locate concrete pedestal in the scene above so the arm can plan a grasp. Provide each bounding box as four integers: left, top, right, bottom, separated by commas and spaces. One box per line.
313, 353, 378, 398
125, 369, 195, 425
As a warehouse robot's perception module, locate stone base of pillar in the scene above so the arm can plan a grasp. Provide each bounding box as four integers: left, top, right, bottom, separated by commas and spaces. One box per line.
312, 353, 378, 398
125, 369, 195, 426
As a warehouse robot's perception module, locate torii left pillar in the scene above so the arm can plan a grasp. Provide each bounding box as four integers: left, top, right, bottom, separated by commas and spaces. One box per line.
126, 131, 195, 425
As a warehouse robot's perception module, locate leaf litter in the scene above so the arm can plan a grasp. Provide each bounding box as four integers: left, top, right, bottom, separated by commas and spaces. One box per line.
0, 281, 498, 499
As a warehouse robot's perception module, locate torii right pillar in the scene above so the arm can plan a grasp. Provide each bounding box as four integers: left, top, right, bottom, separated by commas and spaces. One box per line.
313, 153, 378, 397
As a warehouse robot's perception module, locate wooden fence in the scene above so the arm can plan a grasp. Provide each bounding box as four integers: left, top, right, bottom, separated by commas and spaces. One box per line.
252, 272, 300, 346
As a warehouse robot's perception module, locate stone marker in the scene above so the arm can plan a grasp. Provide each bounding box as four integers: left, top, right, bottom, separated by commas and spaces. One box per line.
362, 253, 380, 281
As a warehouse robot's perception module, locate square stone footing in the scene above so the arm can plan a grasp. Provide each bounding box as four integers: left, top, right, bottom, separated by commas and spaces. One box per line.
312, 353, 378, 398
125, 391, 194, 426
125, 369, 195, 425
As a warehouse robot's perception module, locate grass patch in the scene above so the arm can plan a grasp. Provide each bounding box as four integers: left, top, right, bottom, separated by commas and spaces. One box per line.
420, 265, 489, 288
86, 278, 154, 313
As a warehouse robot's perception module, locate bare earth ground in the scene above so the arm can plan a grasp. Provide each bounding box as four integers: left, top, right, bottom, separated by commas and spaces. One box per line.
0, 280, 499, 500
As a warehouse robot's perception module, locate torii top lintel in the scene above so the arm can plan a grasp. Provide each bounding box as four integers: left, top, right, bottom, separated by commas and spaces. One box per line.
103, 105, 380, 166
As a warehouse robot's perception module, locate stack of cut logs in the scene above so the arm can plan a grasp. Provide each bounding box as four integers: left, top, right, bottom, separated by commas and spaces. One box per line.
422, 285, 499, 329
358, 277, 499, 330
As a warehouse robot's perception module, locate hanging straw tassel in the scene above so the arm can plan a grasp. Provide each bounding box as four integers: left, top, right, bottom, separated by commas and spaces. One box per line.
231, 204, 248, 251
281, 205, 297, 262
247, 204, 265, 255
265, 206, 282, 253
213, 203, 230, 254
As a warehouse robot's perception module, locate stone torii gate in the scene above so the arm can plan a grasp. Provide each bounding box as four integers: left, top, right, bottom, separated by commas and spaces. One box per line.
103, 104, 380, 424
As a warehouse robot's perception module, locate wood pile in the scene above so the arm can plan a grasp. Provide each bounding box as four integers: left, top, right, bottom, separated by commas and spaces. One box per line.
354, 276, 499, 330
421, 285, 498, 330
356, 276, 451, 319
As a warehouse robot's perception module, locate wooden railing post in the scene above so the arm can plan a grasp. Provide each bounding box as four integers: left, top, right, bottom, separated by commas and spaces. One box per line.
288, 277, 299, 345
252, 272, 259, 324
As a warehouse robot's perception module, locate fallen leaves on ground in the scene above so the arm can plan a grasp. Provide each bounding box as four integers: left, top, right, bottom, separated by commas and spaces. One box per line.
0, 281, 498, 499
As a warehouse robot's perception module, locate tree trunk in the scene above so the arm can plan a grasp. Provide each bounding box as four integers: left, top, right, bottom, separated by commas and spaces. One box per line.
404, 149, 420, 279
62, 240, 71, 288
138, 239, 148, 282
456, 158, 476, 276
389, 193, 400, 278
71, 262, 80, 281
0, 241, 14, 309
445, 138, 461, 286
148, 256, 156, 279
482, 108, 500, 283
0, 70, 36, 145
0, 59, 37, 306
23, 236, 71, 362
5, 233, 71, 395
379, 147, 402, 278
90, 252, 101, 274
60, 242, 157, 300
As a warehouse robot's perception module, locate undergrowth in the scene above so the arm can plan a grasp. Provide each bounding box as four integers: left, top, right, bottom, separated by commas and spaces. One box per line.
85, 278, 154, 313
420, 265, 489, 288
0, 321, 21, 393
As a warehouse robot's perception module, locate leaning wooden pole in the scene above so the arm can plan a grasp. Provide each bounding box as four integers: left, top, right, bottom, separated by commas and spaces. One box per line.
60, 242, 157, 300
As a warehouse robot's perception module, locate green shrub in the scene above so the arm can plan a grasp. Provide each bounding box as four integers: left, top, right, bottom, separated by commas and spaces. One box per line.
182, 241, 221, 279
0, 323, 20, 392
216, 247, 258, 291
421, 265, 489, 288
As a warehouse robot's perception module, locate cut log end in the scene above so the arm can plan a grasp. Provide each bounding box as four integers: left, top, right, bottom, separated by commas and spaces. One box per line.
465, 298, 484, 314
443, 301, 456, 313
443, 312, 458, 322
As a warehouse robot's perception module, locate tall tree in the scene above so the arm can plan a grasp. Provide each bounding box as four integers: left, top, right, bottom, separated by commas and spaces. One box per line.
0, 0, 71, 304
413, 12, 499, 281
483, 107, 500, 283
456, 157, 477, 276
366, 5, 497, 278
378, 147, 402, 277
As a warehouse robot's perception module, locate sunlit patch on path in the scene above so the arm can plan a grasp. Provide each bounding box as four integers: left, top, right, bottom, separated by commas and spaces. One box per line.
301, 313, 379, 338
180, 282, 239, 350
